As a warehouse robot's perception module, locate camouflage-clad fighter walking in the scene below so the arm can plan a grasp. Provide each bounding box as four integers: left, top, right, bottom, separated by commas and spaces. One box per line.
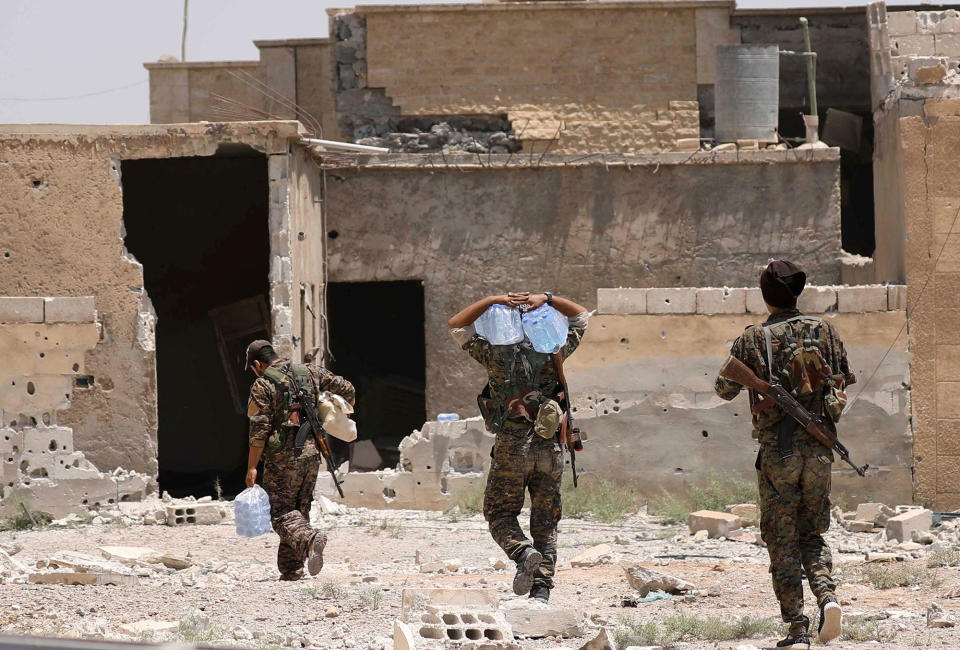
245, 340, 356, 581
449, 291, 589, 604
715, 261, 853, 649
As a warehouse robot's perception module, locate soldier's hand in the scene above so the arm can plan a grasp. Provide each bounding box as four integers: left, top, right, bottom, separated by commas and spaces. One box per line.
246, 467, 257, 488
527, 293, 548, 309
506, 292, 529, 307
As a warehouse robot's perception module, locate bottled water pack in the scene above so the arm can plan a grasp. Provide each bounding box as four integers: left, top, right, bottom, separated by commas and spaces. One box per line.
521, 305, 569, 353
234, 485, 272, 538
475, 304, 524, 345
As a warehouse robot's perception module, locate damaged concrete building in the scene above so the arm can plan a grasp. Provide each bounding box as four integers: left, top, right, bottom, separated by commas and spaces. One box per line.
0, 0, 951, 515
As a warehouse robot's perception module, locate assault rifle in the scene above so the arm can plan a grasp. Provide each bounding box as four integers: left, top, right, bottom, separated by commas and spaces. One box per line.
286, 373, 345, 498
719, 356, 868, 476
552, 352, 585, 487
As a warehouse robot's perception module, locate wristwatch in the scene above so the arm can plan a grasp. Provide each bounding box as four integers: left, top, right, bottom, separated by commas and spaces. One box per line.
544, 291, 553, 306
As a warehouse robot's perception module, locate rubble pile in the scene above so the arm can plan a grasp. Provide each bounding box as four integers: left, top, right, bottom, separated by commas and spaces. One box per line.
357, 121, 522, 154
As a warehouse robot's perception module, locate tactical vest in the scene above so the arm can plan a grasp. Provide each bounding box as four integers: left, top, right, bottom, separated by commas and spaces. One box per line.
260, 363, 316, 456
477, 344, 558, 434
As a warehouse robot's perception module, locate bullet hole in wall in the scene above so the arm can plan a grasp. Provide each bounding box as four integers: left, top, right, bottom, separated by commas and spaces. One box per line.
32, 179, 42, 188
26, 382, 35, 395
328, 230, 340, 239
74, 376, 94, 388
72, 363, 79, 372
619, 338, 629, 345
298, 231, 306, 241
2, 252, 9, 259
702, 430, 709, 437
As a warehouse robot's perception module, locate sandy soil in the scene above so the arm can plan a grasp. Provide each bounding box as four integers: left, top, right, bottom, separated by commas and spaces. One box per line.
1, 504, 959, 649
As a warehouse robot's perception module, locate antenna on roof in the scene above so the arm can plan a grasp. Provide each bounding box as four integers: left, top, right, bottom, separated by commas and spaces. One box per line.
181, 0, 189, 62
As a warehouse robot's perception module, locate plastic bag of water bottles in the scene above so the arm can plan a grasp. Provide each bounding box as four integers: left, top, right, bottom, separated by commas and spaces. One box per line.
521, 305, 569, 353
475, 304, 524, 345
234, 485, 272, 538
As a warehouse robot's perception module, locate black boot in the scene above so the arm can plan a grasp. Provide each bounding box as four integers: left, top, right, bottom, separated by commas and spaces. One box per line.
512, 547, 543, 596
818, 596, 842, 643
777, 619, 810, 649
529, 585, 550, 603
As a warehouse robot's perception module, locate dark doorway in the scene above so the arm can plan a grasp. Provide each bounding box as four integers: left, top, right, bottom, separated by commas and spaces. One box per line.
121, 148, 269, 498
327, 281, 426, 468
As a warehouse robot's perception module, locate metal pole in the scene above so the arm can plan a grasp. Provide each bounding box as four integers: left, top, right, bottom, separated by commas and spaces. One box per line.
800, 17, 817, 117
181, 0, 189, 62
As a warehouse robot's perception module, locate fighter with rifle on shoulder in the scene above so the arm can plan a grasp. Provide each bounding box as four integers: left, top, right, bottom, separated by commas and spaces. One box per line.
449, 291, 589, 605
245, 340, 355, 581
714, 261, 865, 649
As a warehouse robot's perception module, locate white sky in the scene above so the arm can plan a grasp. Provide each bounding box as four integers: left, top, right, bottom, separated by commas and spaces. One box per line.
0, 0, 929, 125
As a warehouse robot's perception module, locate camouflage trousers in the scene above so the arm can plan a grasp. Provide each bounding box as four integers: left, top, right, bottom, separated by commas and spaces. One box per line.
757, 444, 836, 622
263, 452, 321, 577
483, 435, 564, 589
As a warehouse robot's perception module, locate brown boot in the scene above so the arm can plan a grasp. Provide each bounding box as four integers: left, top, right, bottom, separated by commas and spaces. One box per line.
307, 533, 328, 576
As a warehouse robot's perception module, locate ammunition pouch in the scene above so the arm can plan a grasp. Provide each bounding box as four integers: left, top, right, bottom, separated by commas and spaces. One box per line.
534, 399, 562, 439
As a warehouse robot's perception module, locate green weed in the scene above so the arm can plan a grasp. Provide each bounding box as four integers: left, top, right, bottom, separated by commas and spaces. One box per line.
649, 474, 757, 524
562, 474, 639, 523
927, 549, 960, 568
358, 586, 384, 611
452, 479, 486, 515
842, 615, 896, 642
0, 500, 51, 531
614, 613, 778, 647
860, 562, 941, 589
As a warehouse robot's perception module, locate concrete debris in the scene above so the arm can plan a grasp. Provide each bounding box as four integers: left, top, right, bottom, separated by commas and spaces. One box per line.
0, 540, 22, 556
118, 620, 179, 636
444, 558, 463, 572
842, 519, 877, 533
726, 503, 759, 526
688, 510, 741, 538
724, 528, 762, 545
401, 588, 499, 618
97, 545, 159, 566
418, 561, 445, 574
29, 572, 139, 586
357, 121, 521, 154
491, 557, 507, 570
885, 508, 932, 542
501, 601, 582, 639
0, 549, 29, 578
165, 502, 226, 526
325, 607, 340, 618
912, 529, 936, 545
157, 553, 193, 570
579, 627, 616, 650
856, 502, 896, 525
927, 603, 956, 628
865, 552, 902, 563
233, 625, 255, 641
393, 620, 416, 650
316, 494, 346, 515
49, 551, 135, 575
692, 530, 709, 542
623, 564, 695, 596
570, 544, 613, 567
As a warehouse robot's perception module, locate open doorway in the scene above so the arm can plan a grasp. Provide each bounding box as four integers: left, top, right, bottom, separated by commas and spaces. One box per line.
121, 147, 270, 498
327, 281, 426, 469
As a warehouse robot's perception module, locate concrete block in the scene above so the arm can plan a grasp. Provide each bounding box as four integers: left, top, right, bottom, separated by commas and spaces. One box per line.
688, 509, 741, 537
43, 297, 95, 323
889, 285, 908, 310
597, 288, 646, 314
351, 439, 382, 470
623, 564, 695, 596
118, 621, 179, 637
676, 138, 699, 151
885, 508, 933, 542
502, 602, 582, 639
696, 288, 746, 314
48, 551, 135, 575
646, 288, 696, 314
797, 286, 837, 313
893, 34, 936, 56
570, 543, 612, 567
887, 11, 917, 36
393, 620, 416, 650
842, 519, 877, 532
98, 546, 160, 566
745, 288, 767, 314
0, 297, 43, 323
856, 502, 896, 524
936, 33, 960, 57
29, 572, 139, 586
837, 285, 889, 312
165, 503, 224, 526
725, 503, 758, 526
918, 9, 960, 34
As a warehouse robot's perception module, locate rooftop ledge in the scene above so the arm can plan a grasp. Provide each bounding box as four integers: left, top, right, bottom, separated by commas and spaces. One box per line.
254, 38, 330, 48
328, 0, 734, 15
307, 148, 840, 170
0, 120, 303, 140
143, 60, 259, 70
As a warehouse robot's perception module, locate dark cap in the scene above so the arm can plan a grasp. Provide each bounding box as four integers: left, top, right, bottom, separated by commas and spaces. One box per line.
760, 260, 806, 309
245, 339, 273, 371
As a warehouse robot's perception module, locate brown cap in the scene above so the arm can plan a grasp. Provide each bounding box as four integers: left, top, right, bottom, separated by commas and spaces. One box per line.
760, 260, 806, 309
245, 339, 273, 371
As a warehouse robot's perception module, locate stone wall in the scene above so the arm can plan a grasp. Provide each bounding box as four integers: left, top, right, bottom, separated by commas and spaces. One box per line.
323, 149, 843, 420
0, 122, 300, 476
0, 297, 150, 517
145, 61, 264, 124
328, 2, 734, 152
324, 284, 911, 508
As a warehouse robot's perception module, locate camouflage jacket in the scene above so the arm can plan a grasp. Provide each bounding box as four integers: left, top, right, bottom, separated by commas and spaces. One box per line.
247, 359, 355, 459
714, 308, 855, 448
453, 313, 588, 441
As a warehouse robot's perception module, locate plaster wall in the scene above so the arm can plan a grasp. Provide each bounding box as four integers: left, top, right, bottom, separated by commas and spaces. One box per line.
0, 122, 299, 475
145, 62, 264, 124
323, 150, 843, 421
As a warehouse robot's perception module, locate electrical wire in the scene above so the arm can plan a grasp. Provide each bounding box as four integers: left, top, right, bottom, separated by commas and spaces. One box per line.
0, 80, 147, 102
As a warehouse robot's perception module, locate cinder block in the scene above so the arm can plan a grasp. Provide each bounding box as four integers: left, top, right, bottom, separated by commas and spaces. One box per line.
797, 286, 837, 313
597, 288, 646, 315
688, 509, 741, 538
165, 503, 224, 526
856, 502, 896, 524
935, 33, 960, 56
646, 288, 696, 314
676, 138, 700, 151
0, 297, 43, 323
893, 34, 936, 56
889, 285, 908, 310
725, 503, 759, 526
918, 9, 960, 34
43, 297, 95, 323
696, 288, 746, 314
745, 288, 768, 315
887, 10, 918, 36
885, 508, 933, 542
837, 285, 888, 312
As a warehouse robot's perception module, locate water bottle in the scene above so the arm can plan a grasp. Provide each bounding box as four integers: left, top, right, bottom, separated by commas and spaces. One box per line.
437, 413, 460, 422
235, 485, 272, 537
475, 304, 524, 345
521, 305, 569, 353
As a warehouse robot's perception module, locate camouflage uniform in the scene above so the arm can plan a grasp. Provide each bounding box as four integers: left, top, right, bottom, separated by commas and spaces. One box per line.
454, 314, 587, 590
715, 308, 855, 624
248, 359, 355, 578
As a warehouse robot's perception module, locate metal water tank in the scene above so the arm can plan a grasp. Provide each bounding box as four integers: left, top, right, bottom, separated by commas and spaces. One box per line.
714, 44, 779, 143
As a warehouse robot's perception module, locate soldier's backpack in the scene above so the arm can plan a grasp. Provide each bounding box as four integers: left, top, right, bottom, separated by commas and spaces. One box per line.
260, 363, 316, 455
476, 345, 558, 435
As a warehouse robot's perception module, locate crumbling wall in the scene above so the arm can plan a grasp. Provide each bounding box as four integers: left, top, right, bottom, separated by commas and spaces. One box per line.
0, 297, 150, 517
0, 122, 299, 475
329, 4, 710, 152
323, 150, 842, 421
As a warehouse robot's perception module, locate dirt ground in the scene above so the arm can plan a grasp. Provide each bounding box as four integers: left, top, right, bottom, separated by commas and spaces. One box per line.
2, 503, 960, 650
